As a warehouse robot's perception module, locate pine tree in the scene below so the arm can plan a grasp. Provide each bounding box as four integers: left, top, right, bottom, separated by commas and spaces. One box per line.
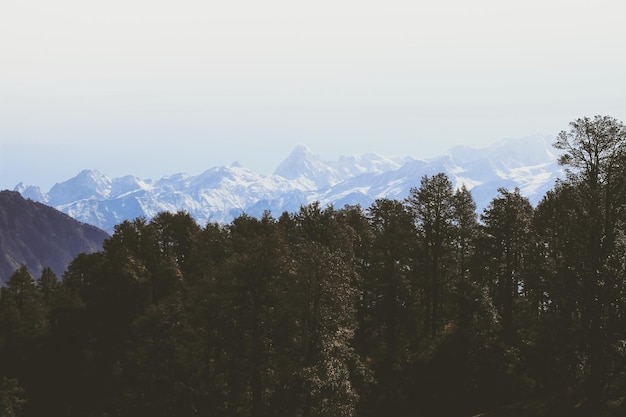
281, 203, 366, 417
0, 265, 47, 346
37, 267, 58, 307
451, 185, 479, 329
479, 188, 534, 341
407, 173, 456, 338
551, 115, 626, 410
361, 198, 417, 415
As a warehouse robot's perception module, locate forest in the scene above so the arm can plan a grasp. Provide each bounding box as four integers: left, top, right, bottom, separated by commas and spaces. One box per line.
1, 115, 626, 417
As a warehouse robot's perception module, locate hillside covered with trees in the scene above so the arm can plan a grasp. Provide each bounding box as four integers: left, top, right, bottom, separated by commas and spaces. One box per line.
1, 116, 626, 417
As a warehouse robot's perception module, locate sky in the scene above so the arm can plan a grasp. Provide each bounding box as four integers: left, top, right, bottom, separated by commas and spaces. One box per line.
1, 0, 625, 191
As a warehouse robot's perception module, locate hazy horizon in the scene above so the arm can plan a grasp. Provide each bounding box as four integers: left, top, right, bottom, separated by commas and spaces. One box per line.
2, 133, 557, 192
2, 0, 625, 190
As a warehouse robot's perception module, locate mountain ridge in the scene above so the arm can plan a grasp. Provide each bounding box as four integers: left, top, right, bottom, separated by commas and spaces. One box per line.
11, 135, 563, 233
0, 190, 109, 284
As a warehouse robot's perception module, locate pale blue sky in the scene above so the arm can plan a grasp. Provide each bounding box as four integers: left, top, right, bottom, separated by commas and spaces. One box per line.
1, 0, 625, 191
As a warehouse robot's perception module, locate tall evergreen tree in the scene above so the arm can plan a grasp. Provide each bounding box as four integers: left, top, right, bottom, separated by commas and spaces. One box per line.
551, 115, 626, 410
531, 183, 590, 390
407, 173, 455, 338
479, 188, 534, 341
451, 185, 479, 328
281, 203, 366, 417
362, 198, 417, 415
36, 267, 58, 308
0, 265, 48, 351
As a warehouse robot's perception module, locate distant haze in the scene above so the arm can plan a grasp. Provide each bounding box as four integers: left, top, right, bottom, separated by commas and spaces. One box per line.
2, 0, 625, 190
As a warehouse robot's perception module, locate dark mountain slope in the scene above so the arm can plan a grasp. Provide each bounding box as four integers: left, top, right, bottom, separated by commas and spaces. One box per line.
0, 190, 109, 284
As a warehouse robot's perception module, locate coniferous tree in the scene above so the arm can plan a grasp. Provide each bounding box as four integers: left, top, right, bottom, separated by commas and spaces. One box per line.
36, 267, 58, 308
221, 213, 285, 417
0, 266, 48, 417
479, 188, 534, 341
0, 265, 47, 345
363, 198, 417, 416
407, 173, 456, 339
185, 222, 230, 416
531, 183, 589, 390
551, 115, 626, 410
109, 212, 201, 416
451, 184, 479, 328
281, 203, 366, 417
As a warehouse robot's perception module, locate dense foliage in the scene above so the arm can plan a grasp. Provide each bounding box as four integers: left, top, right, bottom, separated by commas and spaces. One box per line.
2, 116, 626, 416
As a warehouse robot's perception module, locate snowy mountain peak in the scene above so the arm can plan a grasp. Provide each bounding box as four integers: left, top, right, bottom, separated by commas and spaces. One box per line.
13, 182, 28, 194
14, 135, 564, 233
274, 144, 319, 177
274, 144, 341, 188
13, 183, 48, 203
291, 143, 314, 156
46, 169, 113, 206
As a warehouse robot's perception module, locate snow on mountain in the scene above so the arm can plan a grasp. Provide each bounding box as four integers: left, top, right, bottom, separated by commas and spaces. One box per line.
13, 135, 564, 233
110, 175, 153, 198
14, 182, 48, 203
274, 144, 343, 189
47, 169, 113, 206
274, 144, 408, 188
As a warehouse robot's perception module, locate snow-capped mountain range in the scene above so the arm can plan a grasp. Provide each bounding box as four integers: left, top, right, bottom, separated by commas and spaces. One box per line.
13, 135, 563, 233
